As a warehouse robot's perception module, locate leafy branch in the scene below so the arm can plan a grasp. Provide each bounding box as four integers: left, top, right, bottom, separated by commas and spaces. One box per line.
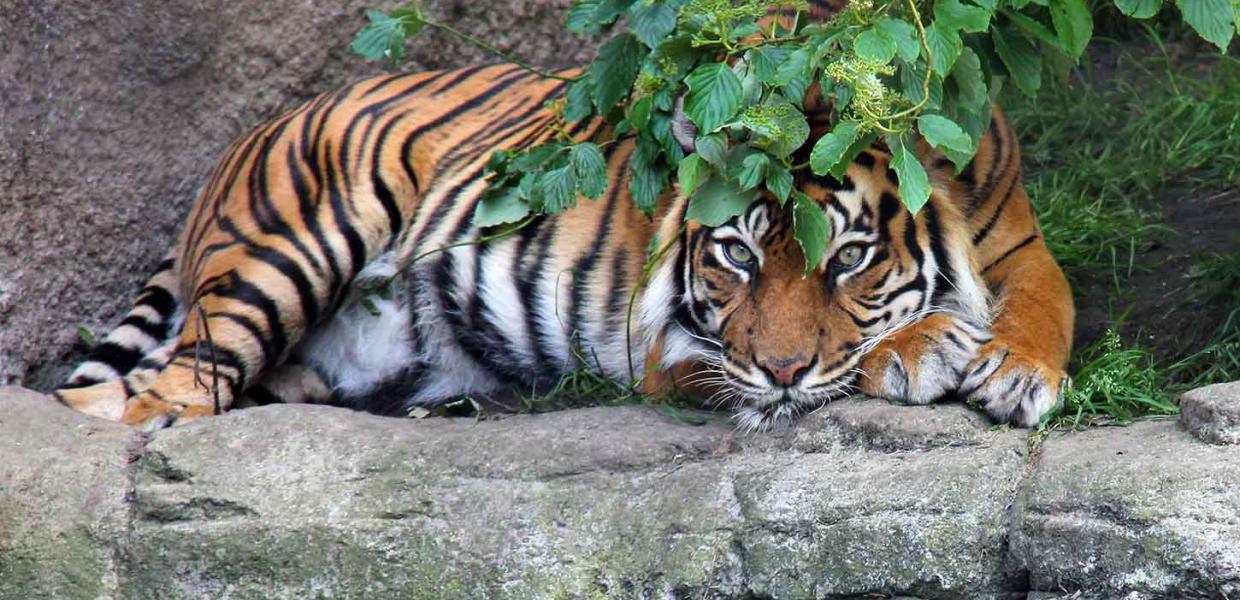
353, 0, 1237, 270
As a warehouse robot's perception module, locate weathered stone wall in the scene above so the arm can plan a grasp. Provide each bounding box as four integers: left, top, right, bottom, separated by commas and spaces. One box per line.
2, 385, 1238, 599
0, 0, 595, 388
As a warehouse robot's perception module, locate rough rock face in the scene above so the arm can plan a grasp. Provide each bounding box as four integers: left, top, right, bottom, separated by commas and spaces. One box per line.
1180, 381, 1240, 445
0, 0, 594, 388
3, 386, 1238, 599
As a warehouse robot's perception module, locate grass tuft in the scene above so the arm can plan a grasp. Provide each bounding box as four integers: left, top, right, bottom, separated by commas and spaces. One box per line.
1059, 329, 1177, 427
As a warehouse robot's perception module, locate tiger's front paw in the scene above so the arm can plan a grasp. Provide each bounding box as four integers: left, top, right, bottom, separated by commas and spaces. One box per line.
121, 392, 215, 433
857, 314, 993, 405
960, 342, 1067, 427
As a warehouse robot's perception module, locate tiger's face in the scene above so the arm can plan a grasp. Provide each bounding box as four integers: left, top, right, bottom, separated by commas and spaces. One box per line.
647, 152, 989, 430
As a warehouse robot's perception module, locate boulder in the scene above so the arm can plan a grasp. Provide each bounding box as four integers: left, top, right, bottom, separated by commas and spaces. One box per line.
1179, 381, 1240, 445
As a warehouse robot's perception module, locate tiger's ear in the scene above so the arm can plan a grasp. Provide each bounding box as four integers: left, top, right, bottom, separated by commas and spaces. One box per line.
671, 94, 697, 153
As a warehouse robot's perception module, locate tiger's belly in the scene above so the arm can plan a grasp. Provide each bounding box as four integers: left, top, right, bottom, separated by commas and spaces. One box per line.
294, 213, 649, 414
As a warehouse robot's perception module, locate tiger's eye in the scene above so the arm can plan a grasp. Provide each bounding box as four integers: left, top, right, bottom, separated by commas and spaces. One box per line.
722, 241, 754, 266
835, 244, 865, 267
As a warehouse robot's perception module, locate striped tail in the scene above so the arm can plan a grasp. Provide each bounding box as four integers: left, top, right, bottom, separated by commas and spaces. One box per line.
54, 252, 185, 420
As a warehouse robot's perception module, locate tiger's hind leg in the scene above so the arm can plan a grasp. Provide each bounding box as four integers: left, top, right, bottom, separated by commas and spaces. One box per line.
116, 235, 344, 429
54, 254, 183, 420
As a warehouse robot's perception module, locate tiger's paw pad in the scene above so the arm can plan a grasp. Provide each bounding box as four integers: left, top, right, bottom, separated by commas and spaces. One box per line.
960, 343, 1066, 427
121, 394, 215, 432
858, 314, 993, 405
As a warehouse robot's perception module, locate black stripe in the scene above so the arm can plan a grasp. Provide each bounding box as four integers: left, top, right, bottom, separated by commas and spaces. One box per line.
967, 118, 1011, 216
322, 140, 368, 283
923, 202, 953, 305
971, 170, 1021, 245
567, 143, 627, 354
119, 314, 168, 341
982, 232, 1039, 273
87, 342, 143, 376
135, 285, 178, 320
283, 144, 332, 280
203, 276, 287, 371
245, 385, 283, 406
372, 158, 406, 250
520, 218, 560, 379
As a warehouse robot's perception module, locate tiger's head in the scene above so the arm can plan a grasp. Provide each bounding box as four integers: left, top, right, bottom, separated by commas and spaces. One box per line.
640, 149, 991, 430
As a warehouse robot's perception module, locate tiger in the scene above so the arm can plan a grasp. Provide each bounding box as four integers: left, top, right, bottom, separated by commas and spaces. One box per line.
52, 3, 1074, 432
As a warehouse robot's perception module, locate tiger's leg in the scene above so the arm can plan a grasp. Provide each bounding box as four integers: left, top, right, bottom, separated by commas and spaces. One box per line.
960, 187, 1074, 426
119, 237, 343, 429
856, 313, 994, 405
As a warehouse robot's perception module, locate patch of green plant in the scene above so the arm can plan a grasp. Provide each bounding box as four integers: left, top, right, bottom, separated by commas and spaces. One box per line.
1006, 48, 1239, 274
353, 0, 1237, 274
1165, 252, 1240, 387
1056, 328, 1177, 427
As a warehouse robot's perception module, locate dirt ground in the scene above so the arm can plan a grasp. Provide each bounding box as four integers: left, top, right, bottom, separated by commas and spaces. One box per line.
1072, 186, 1239, 366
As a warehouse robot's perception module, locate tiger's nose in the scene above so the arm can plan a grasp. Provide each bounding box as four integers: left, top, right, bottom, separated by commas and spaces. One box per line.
757, 355, 812, 387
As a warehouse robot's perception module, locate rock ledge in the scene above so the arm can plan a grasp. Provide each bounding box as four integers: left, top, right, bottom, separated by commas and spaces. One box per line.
1, 385, 1238, 599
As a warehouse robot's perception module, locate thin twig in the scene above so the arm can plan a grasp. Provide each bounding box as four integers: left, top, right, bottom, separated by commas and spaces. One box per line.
427, 20, 579, 82
193, 303, 223, 416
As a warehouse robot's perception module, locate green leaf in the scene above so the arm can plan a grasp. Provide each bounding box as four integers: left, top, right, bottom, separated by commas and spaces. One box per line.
685, 179, 755, 226
678, 153, 710, 198
695, 133, 729, 168
591, 34, 642, 114
630, 138, 667, 214
890, 138, 932, 214
684, 63, 744, 132
475, 187, 532, 227
773, 48, 811, 85
750, 46, 793, 83
918, 114, 974, 155
733, 152, 770, 191
631, 2, 677, 47
566, 0, 602, 33
351, 10, 419, 64
810, 121, 862, 175
951, 47, 988, 113
898, 61, 944, 110
571, 143, 608, 199
1003, 9, 1067, 49
563, 78, 595, 122
878, 18, 922, 63
566, 0, 631, 34
935, 0, 993, 33
766, 164, 793, 204
1049, 0, 1094, 58
540, 164, 579, 213
792, 192, 831, 275
1114, 0, 1162, 18
1177, 0, 1235, 50
854, 27, 898, 64
512, 143, 565, 171
925, 22, 964, 76
650, 34, 699, 80
76, 325, 97, 349
741, 98, 810, 159
992, 26, 1042, 96
830, 131, 880, 180
628, 96, 653, 131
